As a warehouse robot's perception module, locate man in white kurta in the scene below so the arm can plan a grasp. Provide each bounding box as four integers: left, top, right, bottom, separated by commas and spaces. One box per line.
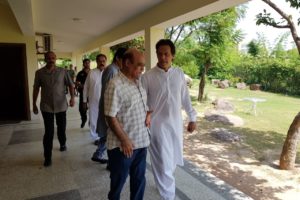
83, 54, 107, 141
141, 39, 197, 200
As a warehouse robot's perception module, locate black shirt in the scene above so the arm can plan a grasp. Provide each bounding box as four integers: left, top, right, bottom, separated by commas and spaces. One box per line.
76, 69, 88, 94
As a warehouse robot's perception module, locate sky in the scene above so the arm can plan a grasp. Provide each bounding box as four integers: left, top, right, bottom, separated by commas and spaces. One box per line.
237, 0, 300, 50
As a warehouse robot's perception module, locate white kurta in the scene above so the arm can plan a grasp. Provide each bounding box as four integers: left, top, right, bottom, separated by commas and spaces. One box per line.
141, 66, 197, 200
83, 68, 103, 140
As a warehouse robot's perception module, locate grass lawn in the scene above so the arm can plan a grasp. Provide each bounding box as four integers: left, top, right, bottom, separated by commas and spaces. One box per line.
189, 79, 300, 160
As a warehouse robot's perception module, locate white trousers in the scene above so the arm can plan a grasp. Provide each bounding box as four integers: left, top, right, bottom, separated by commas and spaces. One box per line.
150, 146, 176, 200
88, 102, 99, 140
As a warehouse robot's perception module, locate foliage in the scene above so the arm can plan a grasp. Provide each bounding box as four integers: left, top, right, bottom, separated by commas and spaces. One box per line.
110, 36, 145, 52
83, 51, 99, 61
166, 7, 245, 101
173, 38, 200, 78
256, 0, 300, 54
247, 40, 261, 57
234, 56, 300, 95
270, 32, 290, 58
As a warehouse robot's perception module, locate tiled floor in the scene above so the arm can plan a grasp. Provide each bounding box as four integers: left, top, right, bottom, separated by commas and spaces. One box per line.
0, 98, 252, 200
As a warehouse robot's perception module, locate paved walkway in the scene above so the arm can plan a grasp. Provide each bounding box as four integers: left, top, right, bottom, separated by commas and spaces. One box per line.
0, 98, 253, 200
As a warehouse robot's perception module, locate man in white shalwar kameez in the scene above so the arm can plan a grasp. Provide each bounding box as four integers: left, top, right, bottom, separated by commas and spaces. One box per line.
141, 39, 197, 200
83, 54, 107, 142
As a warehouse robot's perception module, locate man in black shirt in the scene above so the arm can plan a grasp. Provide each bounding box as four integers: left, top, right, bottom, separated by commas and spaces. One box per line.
76, 58, 90, 128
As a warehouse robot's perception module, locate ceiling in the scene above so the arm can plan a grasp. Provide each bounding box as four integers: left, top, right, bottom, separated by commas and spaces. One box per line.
6, 0, 164, 53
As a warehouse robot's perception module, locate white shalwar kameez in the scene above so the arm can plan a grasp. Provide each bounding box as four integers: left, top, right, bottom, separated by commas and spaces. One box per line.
83, 68, 103, 140
141, 66, 197, 200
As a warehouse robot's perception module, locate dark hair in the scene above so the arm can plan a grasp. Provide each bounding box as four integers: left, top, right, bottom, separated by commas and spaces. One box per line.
82, 58, 90, 63
122, 50, 134, 67
96, 53, 107, 61
155, 39, 176, 55
44, 51, 55, 59
113, 47, 127, 62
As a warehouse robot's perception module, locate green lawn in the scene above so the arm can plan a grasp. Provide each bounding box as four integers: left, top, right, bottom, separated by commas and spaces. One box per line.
189, 79, 300, 159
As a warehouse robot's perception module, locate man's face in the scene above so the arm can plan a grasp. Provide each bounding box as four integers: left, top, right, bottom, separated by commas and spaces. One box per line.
96, 56, 107, 70
128, 53, 145, 80
83, 60, 90, 69
45, 52, 56, 65
156, 45, 174, 70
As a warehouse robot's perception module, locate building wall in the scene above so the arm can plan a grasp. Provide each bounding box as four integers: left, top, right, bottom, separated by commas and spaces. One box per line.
0, 3, 37, 116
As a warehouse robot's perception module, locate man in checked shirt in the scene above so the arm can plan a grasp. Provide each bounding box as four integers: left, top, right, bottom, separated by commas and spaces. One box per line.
104, 48, 150, 200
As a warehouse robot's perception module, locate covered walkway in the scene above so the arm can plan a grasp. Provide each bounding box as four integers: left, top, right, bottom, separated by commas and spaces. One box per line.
0, 97, 252, 200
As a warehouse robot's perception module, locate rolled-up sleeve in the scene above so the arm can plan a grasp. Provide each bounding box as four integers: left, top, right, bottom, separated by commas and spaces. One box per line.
33, 71, 41, 89
104, 80, 121, 117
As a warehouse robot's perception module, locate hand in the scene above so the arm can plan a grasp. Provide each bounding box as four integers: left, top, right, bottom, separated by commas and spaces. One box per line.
187, 121, 196, 133
121, 138, 134, 158
145, 113, 151, 128
33, 104, 38, 115
69, 97, 75, 107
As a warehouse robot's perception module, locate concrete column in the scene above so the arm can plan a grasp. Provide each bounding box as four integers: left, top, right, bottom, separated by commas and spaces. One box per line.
72, 52, 83, 70
144, 27, 164, 70
100, 46, 111, 63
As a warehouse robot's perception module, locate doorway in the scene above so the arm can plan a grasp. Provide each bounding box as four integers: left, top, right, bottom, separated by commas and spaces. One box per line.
0, 43, 30, 121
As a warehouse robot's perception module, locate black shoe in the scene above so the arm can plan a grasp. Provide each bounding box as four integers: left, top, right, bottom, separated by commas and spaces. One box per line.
60, 145, 67, 151
91, 157, 108, 164
81, 120, 87, 128
94, 139, 100, 146
44, 159, 52, 167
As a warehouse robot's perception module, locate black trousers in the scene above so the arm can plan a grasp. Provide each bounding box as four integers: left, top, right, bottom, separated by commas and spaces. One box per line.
41, 111, 67, 160
79, 93, 87, 124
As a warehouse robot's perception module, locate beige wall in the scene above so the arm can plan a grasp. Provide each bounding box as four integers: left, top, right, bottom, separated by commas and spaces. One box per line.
0, 3, 37, 116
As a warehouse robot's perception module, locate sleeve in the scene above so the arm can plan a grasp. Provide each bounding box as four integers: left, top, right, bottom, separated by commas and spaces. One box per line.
141, 74, 151, 110
102, 68, 116, 91
180, 70, 197, 122
33, 70, 41, 89
65, 70, 74, 87
104, 79, 122, 117
75, 72, 80, 82
83, 71, 91, 102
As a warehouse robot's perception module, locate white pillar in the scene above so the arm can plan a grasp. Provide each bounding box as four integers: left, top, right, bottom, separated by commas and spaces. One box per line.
72, 51, 84, 70
144, 27, 164, 70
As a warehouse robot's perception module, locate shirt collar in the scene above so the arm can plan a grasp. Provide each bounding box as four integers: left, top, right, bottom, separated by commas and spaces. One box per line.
155, 65, 173, 73
119, 72, 138, 85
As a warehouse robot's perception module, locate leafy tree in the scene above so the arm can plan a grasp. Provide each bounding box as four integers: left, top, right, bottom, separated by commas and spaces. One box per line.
256, 0, 300, 54
247, 40, 261, 57
257, 0, 300, 170
83, 51, 99, 61
271, 32, 290, 58
166, 7, 245, 101
193, 8, 244, 101
246, 37, 269, 57
172, 37, 200, 78
111, 36, 145, 52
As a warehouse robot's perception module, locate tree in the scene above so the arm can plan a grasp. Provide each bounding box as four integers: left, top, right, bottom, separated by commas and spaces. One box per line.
110, 36, 145, 52
256, 0, 300, 54
247, 40, 261, 57
166, 7, 244, 101
271, 32, 290, 58
193, 8, 244, 101
83, 51, 99, 61
257, 0, 300, 170
246, 34, 269, 57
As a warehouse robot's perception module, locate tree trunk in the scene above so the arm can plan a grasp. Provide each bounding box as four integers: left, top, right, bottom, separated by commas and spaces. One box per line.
279, 112, 300, 170
198, 70, 206, 101
198, 61, 211, 101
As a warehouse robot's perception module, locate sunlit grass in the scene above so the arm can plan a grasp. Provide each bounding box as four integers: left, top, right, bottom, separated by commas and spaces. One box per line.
189, 79, 300, 157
